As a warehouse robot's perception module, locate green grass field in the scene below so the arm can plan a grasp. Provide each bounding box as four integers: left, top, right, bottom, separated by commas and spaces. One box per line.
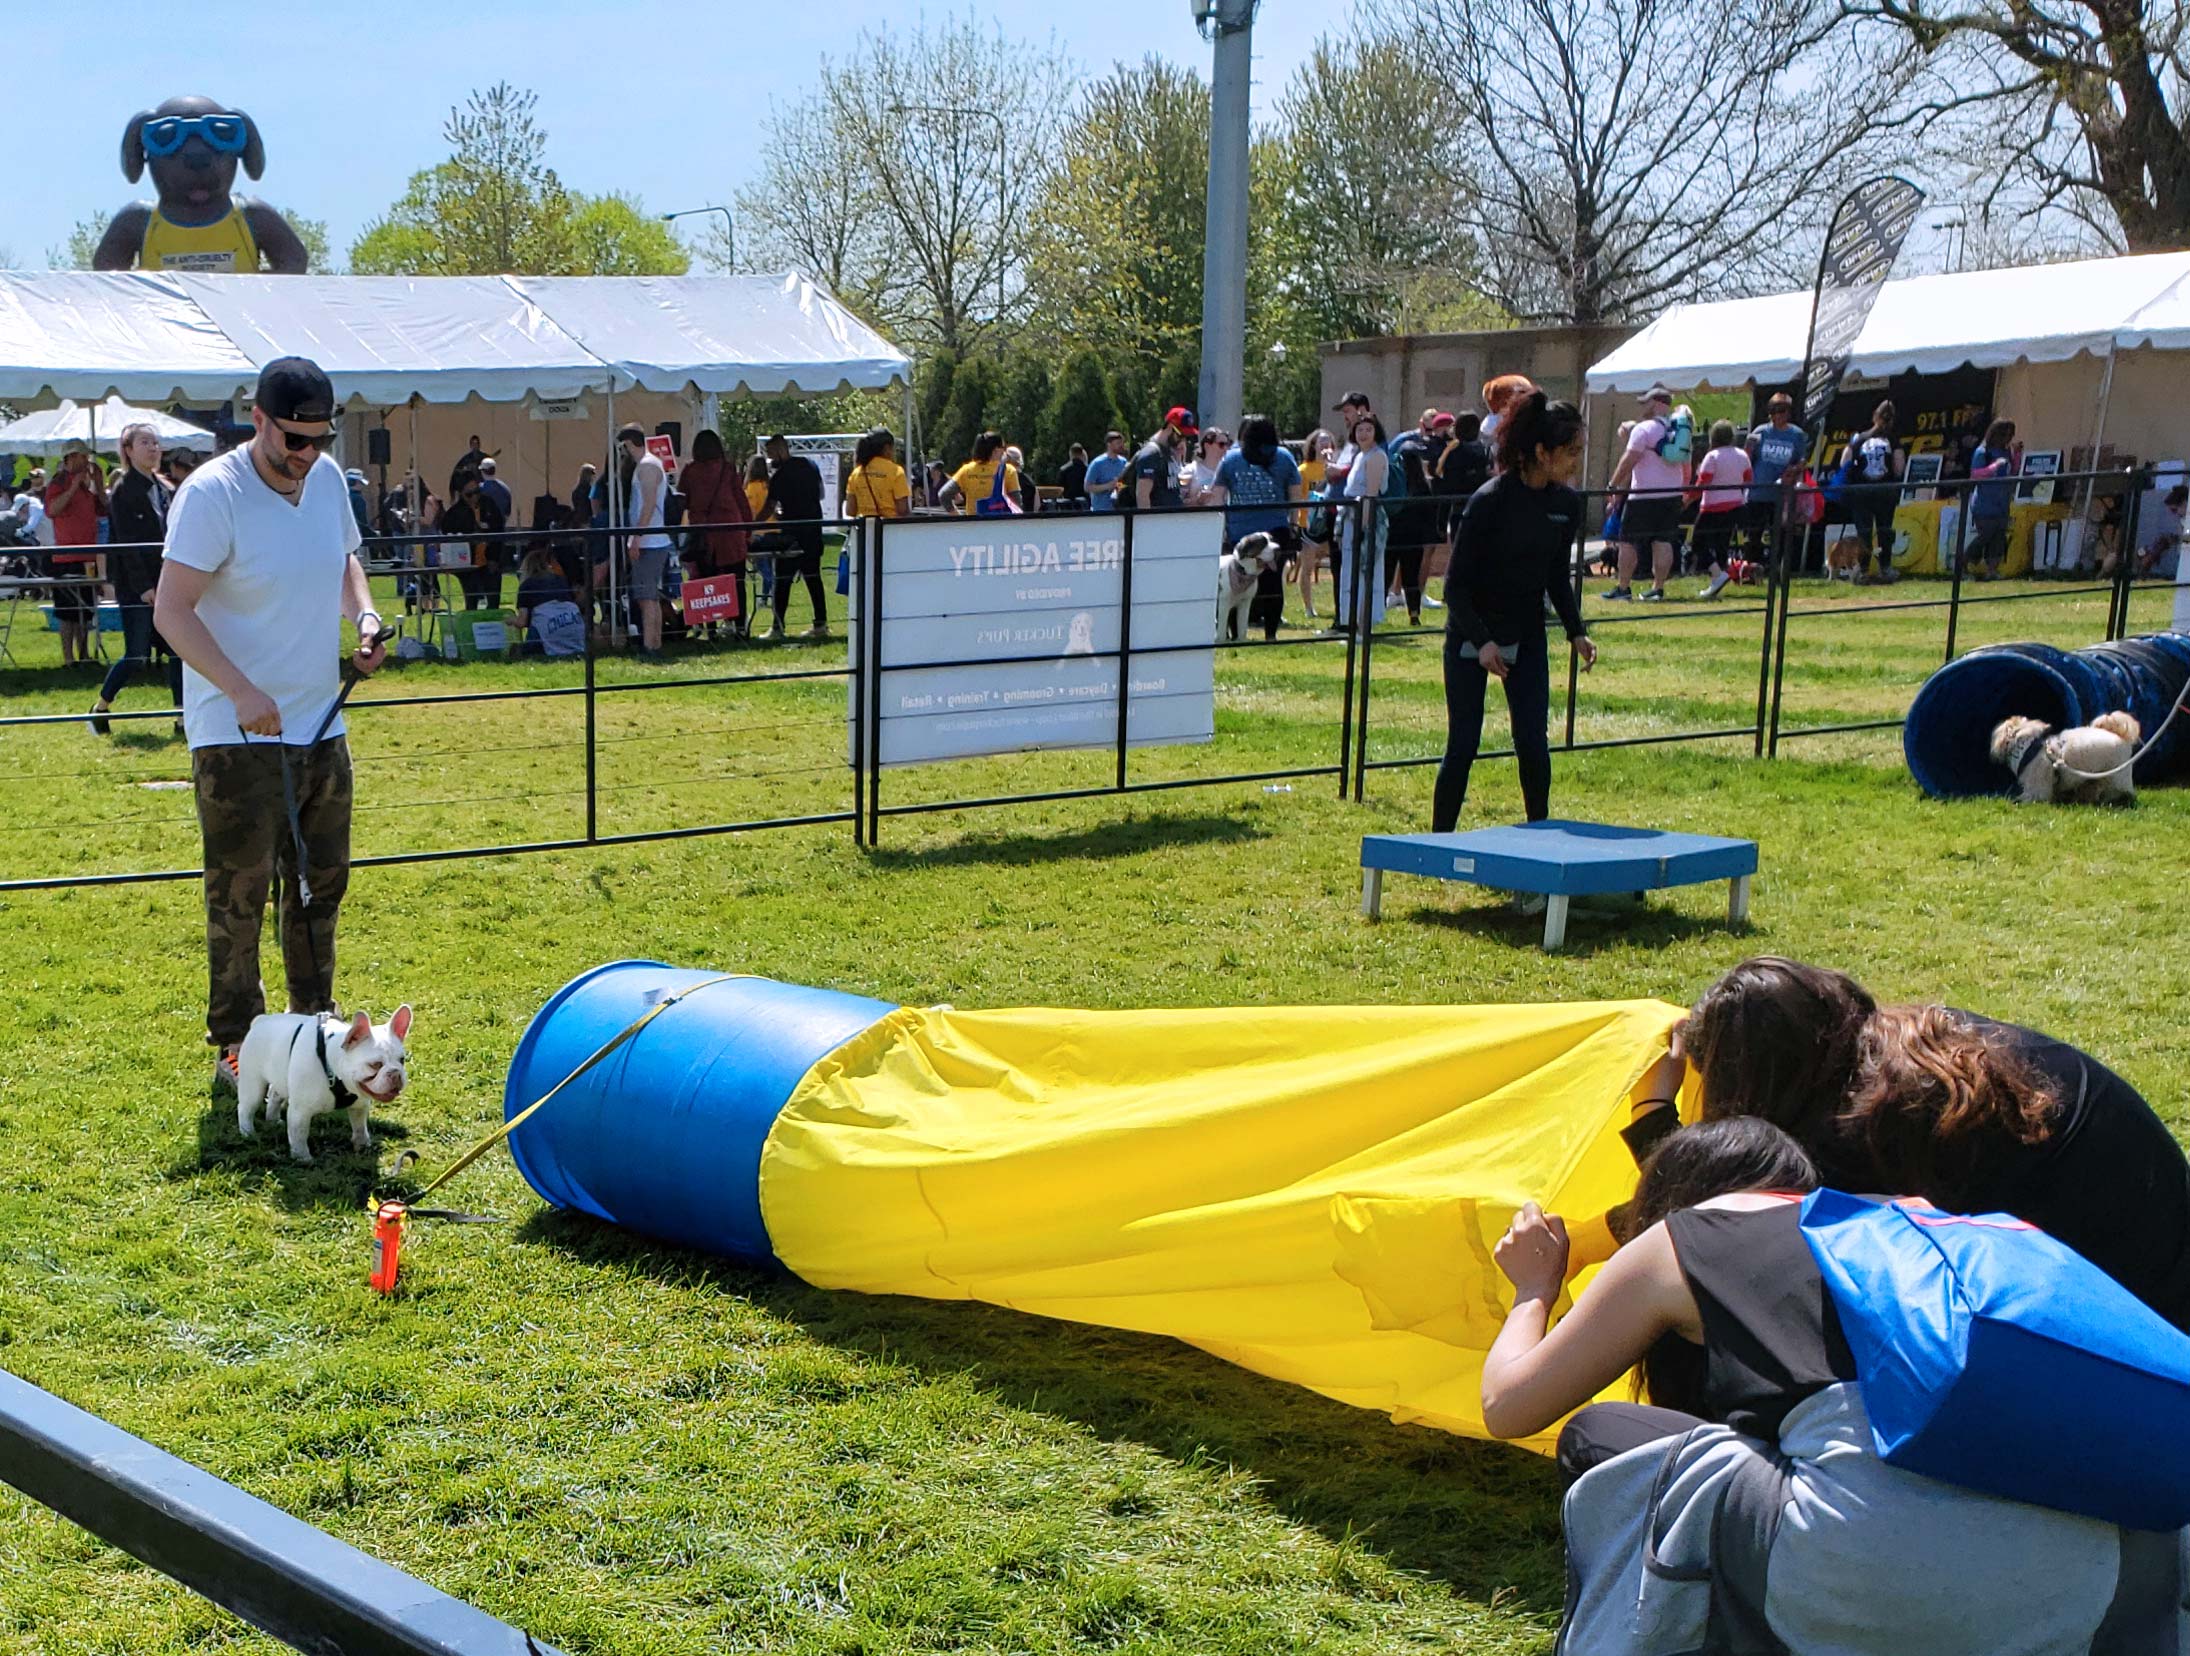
0, 569, 2182, 1653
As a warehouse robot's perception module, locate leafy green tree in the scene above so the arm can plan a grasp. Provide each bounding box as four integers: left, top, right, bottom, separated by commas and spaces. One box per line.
991, 350, 1054, 474
1040, 350, 1124, 464
1259, 38, 1486, 340
917, 349, 959, 459
350, 84, 685, 276
1024, 59, 1210, 375
741, 23, 1070, 353
935, 355, 998, 467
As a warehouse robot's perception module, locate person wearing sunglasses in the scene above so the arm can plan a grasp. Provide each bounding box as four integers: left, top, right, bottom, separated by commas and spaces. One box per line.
155, 357, 385, 1091
92, 95, 310, 273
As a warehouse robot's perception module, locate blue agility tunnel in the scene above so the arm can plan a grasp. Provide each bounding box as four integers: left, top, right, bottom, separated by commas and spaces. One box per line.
1902, 632, 2190, 798
503, 962, 894, 1264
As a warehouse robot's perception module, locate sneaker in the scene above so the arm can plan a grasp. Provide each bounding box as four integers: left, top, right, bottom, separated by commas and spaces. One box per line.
804, 624, 830, 638
1640, 587, 1667, 602
212, 1046, 240, 1093
1703, 570, 1731, 600
1877, 565, 1900, 584
752, 622, 776, 642
1603, 586, 1634, 601
1423, 595, 1443, 609
88, 702, 111, 737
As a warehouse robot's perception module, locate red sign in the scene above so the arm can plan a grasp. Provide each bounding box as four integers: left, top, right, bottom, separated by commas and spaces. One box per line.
683, 573, 741, 623
647, 434, 678, 478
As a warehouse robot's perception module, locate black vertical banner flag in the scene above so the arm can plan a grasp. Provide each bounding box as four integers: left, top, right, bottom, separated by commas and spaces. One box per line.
1800, 176, 1926, 432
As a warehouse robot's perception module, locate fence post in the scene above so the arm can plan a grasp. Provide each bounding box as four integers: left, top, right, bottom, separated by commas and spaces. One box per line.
1751, 493, 1782, 756
1336, 512, 1357, 798
1943, 476, 1968, 666
1116, 511, 1135, 791
2113, 465, 2150, 641
1764, 486, 1801, 758
583, 544, 598, 844
866, 515, 885, 846
851, 518, 867, 848
1352, 500, 1373, 802
1566, 506, 1585, 750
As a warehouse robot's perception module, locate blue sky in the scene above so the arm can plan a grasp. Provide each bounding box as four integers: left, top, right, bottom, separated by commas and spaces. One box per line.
5, 1, 1333, 271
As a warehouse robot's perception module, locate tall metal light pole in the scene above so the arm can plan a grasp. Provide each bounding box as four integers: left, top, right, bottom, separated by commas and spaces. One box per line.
1195, 0, 1258, 438
661, 206, 735, 270
888, 102, 1010, 324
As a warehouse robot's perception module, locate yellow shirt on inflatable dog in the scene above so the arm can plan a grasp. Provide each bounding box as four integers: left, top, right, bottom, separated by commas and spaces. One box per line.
138, 205, 261, 272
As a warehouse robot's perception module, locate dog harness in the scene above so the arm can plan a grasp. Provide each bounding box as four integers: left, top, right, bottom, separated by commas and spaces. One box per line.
284, 1016, 358, 1109
139, 205, 259, 272
2001, 724, 2055, 798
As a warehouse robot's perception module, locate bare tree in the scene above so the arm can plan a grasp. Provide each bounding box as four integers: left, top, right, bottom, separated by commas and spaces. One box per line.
785, 22, 1070, 354
734, 89, 895, 316
1846, 0, 2190, 251
1383, 0, 1915, 323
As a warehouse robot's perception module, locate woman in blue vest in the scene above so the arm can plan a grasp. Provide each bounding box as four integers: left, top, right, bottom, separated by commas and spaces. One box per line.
1485, 1117, 2182, 1652
1638, 956, 2190, 1331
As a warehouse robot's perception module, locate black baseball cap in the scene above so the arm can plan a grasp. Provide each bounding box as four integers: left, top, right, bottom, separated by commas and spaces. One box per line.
255, 356, 336, 423
1332, 388, 1372, 411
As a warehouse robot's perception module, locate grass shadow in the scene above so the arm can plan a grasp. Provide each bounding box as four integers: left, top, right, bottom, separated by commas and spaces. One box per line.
173, 1093, 413, 1212
1392, 893, 1750, 959
867, 811, 1266, 871
518, 1208, 1568, 1618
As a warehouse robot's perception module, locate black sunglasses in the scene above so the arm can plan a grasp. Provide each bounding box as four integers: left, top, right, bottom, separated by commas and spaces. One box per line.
275, 427, 338, 453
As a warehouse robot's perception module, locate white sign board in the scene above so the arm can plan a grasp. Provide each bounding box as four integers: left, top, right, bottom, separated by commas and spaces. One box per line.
851, 513, 1219, 767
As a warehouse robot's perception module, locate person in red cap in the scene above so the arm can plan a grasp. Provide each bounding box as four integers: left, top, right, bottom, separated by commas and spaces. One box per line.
1129, 407, 1197, 511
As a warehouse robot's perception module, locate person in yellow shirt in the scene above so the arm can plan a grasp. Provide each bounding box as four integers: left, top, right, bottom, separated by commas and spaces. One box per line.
939, 432, 1022, 516
841, 428, 912, 520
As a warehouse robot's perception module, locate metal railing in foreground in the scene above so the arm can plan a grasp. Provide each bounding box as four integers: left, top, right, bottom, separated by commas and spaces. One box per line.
0, 1366, 557, 1654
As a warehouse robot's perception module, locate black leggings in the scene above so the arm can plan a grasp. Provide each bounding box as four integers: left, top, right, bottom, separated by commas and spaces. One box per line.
99, 601, 182, 709
1386, 542, 1426, 617
1556, 1402, 1707, 1485
1432, 627, 1553, 831
772, 546, 827, 628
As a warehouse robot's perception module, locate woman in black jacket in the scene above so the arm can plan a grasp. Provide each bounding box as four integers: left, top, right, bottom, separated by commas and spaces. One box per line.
89, 424, 183, 737
1431, 392, 1598, 831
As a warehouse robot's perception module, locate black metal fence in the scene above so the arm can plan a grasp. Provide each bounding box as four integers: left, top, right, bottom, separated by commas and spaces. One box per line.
0, 471, 2179, 889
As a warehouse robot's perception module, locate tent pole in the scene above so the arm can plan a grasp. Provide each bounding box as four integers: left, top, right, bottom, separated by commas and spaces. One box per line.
903, 379, 917, 502
2083, 340, 2119, 573
606, 378, 622, 652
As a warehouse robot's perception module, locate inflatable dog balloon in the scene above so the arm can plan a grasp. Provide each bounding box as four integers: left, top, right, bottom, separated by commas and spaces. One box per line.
92, 95, 310, 273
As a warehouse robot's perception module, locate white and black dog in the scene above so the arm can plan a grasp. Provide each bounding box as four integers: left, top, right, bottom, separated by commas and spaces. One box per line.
1218, 532, 1284, 643
1990, 711, 2141, 804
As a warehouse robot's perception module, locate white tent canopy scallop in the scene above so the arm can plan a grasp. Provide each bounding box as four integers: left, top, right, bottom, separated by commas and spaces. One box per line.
0, 270, 911, 410
1586, 250, 2190, 394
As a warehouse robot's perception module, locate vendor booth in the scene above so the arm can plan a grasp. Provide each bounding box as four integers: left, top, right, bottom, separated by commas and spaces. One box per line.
1586, 251, 2190, 572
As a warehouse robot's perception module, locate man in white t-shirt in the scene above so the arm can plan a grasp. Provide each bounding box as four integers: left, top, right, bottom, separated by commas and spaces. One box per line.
1604, 385, 1690, 601
154, 357, 387, 1084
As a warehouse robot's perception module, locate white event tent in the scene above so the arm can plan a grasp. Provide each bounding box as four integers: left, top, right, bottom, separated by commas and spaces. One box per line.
0, 270, 912, 513
1586, 250, 2190, 469
0, 395, 215, 455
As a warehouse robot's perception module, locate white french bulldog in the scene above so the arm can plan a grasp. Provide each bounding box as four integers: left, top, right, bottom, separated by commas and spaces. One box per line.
236, 1006, 412, 1163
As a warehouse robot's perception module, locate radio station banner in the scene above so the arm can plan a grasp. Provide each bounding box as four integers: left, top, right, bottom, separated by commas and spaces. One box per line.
850, 513, 1219, 767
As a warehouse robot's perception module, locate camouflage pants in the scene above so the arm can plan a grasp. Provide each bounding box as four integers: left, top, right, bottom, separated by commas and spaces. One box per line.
191, 738, 353, 1047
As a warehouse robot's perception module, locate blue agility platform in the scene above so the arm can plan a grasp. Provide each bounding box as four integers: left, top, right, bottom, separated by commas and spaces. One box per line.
1360, 820, 1758, 950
